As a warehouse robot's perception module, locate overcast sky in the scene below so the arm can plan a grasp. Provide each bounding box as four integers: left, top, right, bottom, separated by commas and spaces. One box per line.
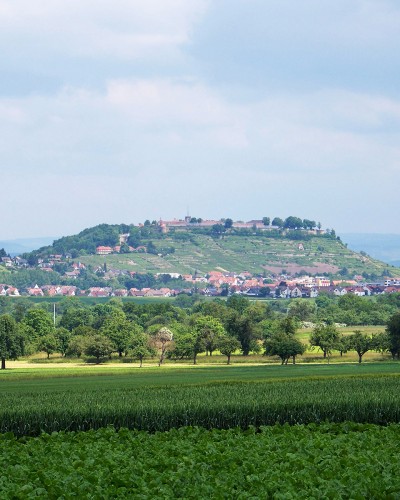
1, 0, 400, 239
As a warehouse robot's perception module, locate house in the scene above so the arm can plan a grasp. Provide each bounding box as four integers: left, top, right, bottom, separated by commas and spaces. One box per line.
27, 285, 44, 296
5, 287, 20, 296
96, 246, 113, 255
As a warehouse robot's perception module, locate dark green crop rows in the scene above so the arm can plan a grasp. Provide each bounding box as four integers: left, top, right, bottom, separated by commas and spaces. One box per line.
1, 374, 400, 436
1, 424, 400, 499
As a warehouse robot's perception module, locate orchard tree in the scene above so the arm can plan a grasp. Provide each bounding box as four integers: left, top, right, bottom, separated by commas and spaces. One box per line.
37, 333, 58, 359
347, 331, 373, 363
129, 333, 155, 367
152, 327, 174, 366
310, 323, 339, 362
264, 333, 305, 365
84, 334, 113, 363
101, 314, 134, 357
55, 327, 71, 357
218, 336, 241, 365
192, 315, 226, 357
0, 314, 24, 369
66, 335, 89, 358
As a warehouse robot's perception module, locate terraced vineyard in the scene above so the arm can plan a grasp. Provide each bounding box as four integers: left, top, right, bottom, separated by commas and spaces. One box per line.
79, 233, 396, 275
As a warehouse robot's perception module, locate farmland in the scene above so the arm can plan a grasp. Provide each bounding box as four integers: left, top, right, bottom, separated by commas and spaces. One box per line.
1, 363, 400, 497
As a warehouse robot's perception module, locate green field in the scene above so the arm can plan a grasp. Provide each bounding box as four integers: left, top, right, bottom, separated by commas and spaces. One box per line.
2, 363, 400, 497
1, 363, 400, 436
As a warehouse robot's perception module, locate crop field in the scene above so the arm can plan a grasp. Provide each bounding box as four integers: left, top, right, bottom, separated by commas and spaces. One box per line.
1, 363, 400, 436
1, 424, 400, 498
1, 363, 400, 497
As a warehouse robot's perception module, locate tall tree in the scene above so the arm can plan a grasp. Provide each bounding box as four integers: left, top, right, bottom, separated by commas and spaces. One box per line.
386, 312, 400, 359
0, 314, 24, 369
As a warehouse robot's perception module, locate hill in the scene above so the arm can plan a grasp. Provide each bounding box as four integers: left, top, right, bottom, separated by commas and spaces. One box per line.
23, 221, 399, 279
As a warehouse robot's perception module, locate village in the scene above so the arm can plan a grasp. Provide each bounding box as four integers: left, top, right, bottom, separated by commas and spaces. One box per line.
1, 252, 400, 299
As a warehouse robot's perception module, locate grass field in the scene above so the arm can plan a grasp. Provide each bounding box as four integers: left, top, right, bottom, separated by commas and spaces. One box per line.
1, 363, 400, 435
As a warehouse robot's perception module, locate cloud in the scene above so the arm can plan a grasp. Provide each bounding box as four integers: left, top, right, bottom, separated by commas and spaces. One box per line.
0, 0, 208, 61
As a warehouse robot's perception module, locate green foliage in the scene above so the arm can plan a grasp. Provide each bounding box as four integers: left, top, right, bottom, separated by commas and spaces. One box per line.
310, 323, 340, 360
84, 334, 113, 362
21, 309, 54, 340
1, 424, 400, 498
386, 311, 400, 359
347, 330, 373, 363
0, 314, 24, 369
264, 333, 305, 364
37, 334, 58, 359
2, 368, 400, 436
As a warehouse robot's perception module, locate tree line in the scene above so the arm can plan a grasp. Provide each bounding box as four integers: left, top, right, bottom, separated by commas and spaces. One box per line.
1, 295, 400, 368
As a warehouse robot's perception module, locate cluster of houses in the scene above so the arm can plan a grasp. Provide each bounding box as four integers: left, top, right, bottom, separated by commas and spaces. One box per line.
2, 271, 399, 299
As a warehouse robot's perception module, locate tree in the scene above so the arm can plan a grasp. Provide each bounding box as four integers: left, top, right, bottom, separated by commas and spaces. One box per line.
224, 218, 233, 229
37, 333, 58, 359
101, 314, 134, 357
262, 217, 270, 226
55, 327, 71, 357
0, 314, 24, 369
66, 335, 89, 358
310, 323, 339, 362
284, 216, 303, 230
152, 327, 173, 366
129, 333, 155, 367
218, 336, 240, 365
226, 313, 259, 356
84, 334, 113, 363
271, 217, 284, 228
386, 312, 400, 359
211, 224, 225, 237
264, 333, 305, 365
347, 331, 373, 363
60, 307, 93, 331
22, 309, 54, 341
303, 219, 316, 230
288, 300, 316, 322
191, 315, 226, 362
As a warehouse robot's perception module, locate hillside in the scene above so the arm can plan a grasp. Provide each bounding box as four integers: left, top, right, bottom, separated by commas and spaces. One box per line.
12, 222, 400, 281
77, 231, 396, 278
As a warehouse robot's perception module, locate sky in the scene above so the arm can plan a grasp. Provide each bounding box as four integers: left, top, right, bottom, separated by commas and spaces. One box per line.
1, 0, 400, 239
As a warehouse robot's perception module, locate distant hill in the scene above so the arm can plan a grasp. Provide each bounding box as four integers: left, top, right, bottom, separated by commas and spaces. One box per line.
0, 237, 57, 256
341, 233, 400, 267
13, 224, 400, 279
